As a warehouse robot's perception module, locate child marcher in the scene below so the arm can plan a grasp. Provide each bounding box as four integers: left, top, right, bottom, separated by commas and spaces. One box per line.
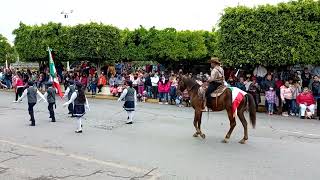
63, 82, 90, 133
15, 81, 47, 126
117, 81, 137, 124
42, 82, 57, 122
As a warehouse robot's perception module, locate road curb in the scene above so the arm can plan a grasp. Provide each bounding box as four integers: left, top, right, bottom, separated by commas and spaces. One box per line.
0, 88, 160, 104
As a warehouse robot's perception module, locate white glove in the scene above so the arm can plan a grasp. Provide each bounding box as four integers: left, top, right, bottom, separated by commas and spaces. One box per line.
63, 102, 68, 108
117, 98, 121, 102
85, 105, 90, 111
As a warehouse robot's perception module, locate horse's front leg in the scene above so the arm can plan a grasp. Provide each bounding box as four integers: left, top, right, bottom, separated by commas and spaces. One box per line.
197, 111, 206, 139
193, 112, 200, 137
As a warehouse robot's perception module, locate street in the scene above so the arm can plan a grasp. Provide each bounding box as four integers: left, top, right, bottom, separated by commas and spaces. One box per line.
0, 91, 320, 180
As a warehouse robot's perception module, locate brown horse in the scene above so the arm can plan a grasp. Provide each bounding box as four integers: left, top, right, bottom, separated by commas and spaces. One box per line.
177, 76, 256, 144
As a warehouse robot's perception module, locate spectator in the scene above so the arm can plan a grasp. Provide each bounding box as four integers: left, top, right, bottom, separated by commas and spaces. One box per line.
144, 73, 152, 98
296, 87, 316, 119
265, 87, 277, 115
97, 72, 107, 93
262, 74, 275, 92
169, 74, 178, 104
311, 75, 320, 119
14, 72, 24, 102
280, 81, 293, 117
291, 82, 301, 116
235, 77, 246, 91
248, 77, 261, 110
301, 68, 312, 88
151, 73, 159, 99
253, 65, 267, 84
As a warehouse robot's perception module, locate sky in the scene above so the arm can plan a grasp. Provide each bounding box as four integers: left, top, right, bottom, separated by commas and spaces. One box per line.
0, 0, 289, 43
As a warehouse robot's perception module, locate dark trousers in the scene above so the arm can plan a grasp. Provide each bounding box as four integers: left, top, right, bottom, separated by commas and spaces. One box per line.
152, 86, 158, 99
206, 81, 222, 104
98, 85, 103, 93
16, 87, 24, 101
28, 103, 36, 125
48, 103, 55, 121
282, 99, 292, 113
68, 103, 73, 114
316, 97, 320, 117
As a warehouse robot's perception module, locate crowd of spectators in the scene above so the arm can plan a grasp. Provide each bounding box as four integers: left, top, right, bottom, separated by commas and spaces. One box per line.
1, 62, 319, 119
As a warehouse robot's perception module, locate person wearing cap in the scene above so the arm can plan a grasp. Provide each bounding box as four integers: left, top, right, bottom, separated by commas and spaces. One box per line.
118, 80, 137, 124
63, 80, 76, 116
40, 81, 57, 122
63, 82, 90, 133
15, 81, 47, 126
205, 57, 225, 107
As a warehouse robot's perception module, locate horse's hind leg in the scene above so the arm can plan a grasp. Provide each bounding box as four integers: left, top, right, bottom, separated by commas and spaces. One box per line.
238, 110, 248, 144
222, 112, 236, 143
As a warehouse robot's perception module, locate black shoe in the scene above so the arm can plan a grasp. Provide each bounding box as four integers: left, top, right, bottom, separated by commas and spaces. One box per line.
30, 124, 35, 126
51, 120, 56, 122
68, 112, 72, 114
126, 122, 133, 124
75, 130, 82, 133
300, 116, 305, 119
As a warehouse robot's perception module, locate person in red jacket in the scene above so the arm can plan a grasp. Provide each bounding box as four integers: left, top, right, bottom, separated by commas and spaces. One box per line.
296, 87, 316, 119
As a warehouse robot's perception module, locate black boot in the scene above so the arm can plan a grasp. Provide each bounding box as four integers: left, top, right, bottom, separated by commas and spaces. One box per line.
300, 116, 305, 119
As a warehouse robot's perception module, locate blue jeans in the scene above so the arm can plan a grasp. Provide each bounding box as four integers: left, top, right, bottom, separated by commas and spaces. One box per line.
90, 84, 97, 95
159, 92, 168, 102
291, 99, 298, 114
4, 79, 11, 89
146, 86, 152, 98
268, 103, 274, 113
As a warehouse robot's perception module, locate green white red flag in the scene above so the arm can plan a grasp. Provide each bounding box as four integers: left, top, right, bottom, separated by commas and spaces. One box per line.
229, 87, 247, 117
48, 47, 63, 97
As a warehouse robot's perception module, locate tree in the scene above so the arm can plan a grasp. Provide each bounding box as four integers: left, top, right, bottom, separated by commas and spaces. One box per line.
0, 34, 15, 64
217, 0, 320, 66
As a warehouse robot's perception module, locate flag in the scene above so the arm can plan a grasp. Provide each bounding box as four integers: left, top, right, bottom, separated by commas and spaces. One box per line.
229, 87, 247, 117
48, 47, 63, 97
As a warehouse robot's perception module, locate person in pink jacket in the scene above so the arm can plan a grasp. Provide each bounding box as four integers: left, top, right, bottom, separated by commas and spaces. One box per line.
280, 81, 293, 116
158, 77, 171, 104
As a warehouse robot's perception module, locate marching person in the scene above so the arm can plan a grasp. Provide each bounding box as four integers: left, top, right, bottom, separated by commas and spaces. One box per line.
63, 82, 90, 133
63, 80, 76, 116
205, 57, 225, 108
41, 82, 57, 122
15, 81, 47, 126
118, 80, 137, 124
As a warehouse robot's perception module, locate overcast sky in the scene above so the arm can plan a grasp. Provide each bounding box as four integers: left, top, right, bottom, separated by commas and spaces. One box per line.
0, 0, 288, 43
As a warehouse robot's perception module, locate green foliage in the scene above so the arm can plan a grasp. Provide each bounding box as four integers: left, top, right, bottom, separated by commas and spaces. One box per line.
0, 34, 15, 63
13, 23, 216, 64
218, 0, 320, 66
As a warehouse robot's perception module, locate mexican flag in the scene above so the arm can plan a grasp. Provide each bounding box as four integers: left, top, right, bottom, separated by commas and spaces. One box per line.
229, 87, 247, 117
48, 47, 63, 97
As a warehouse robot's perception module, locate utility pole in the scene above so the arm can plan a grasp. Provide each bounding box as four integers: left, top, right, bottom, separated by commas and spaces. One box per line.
61, 10, 73, 71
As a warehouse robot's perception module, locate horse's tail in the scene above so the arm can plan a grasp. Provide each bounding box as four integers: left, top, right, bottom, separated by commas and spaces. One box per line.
246, 93, 256, 128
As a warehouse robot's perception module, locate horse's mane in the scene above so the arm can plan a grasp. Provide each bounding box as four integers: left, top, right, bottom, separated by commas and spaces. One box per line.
182, 76, 200, 93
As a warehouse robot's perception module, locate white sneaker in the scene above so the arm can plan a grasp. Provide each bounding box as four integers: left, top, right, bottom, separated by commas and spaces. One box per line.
165, 102, 168, 105
158, 102, 163, 104
282, 112, 289, 117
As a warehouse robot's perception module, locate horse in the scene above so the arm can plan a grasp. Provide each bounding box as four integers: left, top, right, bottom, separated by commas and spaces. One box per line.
177, 76, 256, 144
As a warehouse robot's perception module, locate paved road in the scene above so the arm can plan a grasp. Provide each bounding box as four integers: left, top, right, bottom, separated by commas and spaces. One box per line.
0, 91, 320, 180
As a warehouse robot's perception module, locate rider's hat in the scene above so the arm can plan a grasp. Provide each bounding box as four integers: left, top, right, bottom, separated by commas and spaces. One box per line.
208, 57, 221, 65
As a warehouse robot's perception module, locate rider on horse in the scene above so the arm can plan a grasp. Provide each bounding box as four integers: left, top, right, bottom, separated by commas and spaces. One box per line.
205, 57, 225, 110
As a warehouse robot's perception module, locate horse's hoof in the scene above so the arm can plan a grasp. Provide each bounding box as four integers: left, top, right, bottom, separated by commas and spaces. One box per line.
239, 139, 246, 144
200, 134, 206, 139
221, 139, 229, 143
193, 133, 199, 137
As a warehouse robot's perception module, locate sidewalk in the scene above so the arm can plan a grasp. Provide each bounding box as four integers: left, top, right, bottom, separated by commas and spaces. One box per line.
0, 88, 160, 103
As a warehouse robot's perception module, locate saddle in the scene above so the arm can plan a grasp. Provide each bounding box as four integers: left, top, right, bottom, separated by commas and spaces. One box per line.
198, 85, 227, 99
210, 85, 227, 98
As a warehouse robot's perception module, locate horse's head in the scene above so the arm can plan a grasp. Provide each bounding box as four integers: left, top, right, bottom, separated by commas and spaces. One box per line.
177, 75, 187, 93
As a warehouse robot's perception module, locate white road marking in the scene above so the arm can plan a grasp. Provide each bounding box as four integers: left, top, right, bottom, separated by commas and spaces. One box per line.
0, 138, 161, 179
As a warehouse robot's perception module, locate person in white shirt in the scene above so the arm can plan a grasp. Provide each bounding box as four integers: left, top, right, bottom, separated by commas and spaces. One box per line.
150, 73, 159, 99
